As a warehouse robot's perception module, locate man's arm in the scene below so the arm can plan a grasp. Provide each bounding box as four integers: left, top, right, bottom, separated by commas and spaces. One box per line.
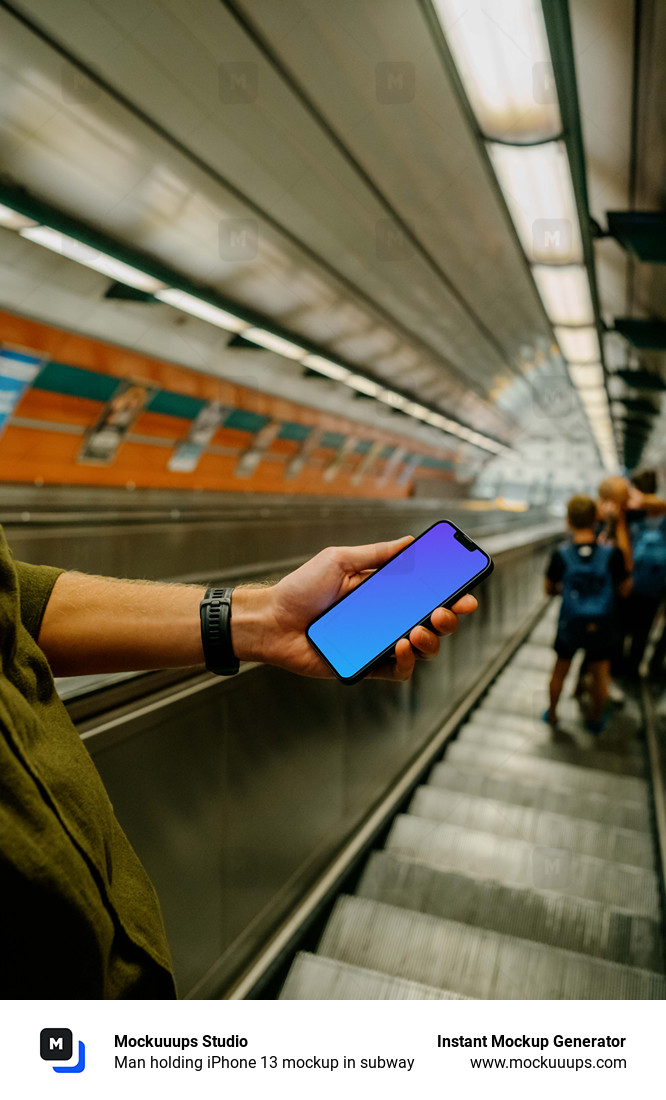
599, 499, 633, 574
627, 488, 666, 515
37, 537, 477, 683
37, 571, 204, 676
544, 548, 562, 596
614, 511, 633, 576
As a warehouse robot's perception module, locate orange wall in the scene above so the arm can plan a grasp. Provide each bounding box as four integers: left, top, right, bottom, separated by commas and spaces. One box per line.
0, 309, 456, 498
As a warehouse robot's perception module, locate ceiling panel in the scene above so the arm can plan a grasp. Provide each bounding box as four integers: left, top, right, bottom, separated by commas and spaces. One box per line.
0, 0, 521, 442
2, 0, 646, 480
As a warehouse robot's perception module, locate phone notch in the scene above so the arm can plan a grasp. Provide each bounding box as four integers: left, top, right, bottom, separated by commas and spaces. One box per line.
453, 529, 477, 552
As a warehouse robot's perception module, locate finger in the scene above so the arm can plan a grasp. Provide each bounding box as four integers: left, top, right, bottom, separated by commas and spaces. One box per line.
334, 535, 413, 574
393, 637, 415, 680
449, 593, 478, 615
408, 624, 441, 657
428, 595, 477, 637
429, 607, 458, 636
371, 637, 415, 681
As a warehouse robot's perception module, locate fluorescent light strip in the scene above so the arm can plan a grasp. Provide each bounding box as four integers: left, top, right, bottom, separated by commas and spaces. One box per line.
378, 391, 409, 410
532, 265, 593, 326
343, 374, 503, 452
155, 288, 247, 332
488, 142, 583, 264
0, 203, 37, 230
432, 0, 613, 462
243, 327, 307, 360
20, 226, 165, 293
345, 374, 384, 397
554, 325, 599, 363
8, 199, 509, 457
581, 396, 607, 413
431, 0, 561, 143
569, 362, 604, 389
301, 354, 350, 381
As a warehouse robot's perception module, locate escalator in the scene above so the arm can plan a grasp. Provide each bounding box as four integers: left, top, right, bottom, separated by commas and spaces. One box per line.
280, 602, 666, 1000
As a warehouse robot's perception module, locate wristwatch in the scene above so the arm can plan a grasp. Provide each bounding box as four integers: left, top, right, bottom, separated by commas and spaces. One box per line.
199, 587, 239, 676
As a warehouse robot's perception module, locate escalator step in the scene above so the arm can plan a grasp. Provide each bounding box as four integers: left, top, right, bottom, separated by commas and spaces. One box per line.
428, 761, 650, 832
458, 723, 646, 776
386, 814, 660, 917
527, 624, 558, 648
447, 741, 648, 800
409, 785, 653, 867
279, 952, 468, 1000
482, 688, 643, 746
508, 644, 560, 672
471, 704, 642, 748
492, 667, 553, 690
318, 896, 666, 999
469, 707, 643, 757
357, 851, 663, 970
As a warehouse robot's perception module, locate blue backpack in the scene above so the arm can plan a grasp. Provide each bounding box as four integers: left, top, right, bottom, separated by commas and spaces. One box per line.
631, 517, 666, 597
558, 541, 615, 638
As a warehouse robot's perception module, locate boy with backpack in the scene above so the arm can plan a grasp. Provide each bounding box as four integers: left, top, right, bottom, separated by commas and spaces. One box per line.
544, 494, 629, 733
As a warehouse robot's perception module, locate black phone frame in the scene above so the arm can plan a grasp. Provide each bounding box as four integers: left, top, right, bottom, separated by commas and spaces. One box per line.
305, 519, 494, 684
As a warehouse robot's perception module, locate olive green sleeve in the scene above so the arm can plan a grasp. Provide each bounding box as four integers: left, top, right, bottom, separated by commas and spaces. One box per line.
15, 561, 65, 641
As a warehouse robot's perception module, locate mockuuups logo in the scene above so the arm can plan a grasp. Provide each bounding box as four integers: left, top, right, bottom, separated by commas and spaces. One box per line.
40, 1029, 86, 1074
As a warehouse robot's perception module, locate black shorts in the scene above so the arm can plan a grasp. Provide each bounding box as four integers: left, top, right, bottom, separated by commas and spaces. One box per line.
554, 624, 614, 663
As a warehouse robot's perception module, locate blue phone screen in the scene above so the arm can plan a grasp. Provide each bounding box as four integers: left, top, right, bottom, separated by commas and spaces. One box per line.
307, 522, 488, 679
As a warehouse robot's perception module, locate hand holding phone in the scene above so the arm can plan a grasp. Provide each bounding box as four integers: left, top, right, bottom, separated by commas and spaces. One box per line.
306, 521, 492, 682
231, 531, 480, 682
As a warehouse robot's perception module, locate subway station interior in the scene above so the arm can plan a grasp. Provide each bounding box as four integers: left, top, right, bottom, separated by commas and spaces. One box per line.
1, 0, 666, 1001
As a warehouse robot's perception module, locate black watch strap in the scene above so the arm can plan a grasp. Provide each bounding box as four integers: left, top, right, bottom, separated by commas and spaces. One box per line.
200, 587, 239, 676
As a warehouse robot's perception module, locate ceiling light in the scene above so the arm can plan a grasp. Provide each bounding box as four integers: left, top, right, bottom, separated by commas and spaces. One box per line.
404, 401, 430, 418
243, 328, 307, 359
431, 0, 560, 142
20, 226, 165, 293
580, 384, 607, 402
301, 354, 350, 381
488, 141, 582, 264
378, 390, 409, 410
455, 426, 478, 442
580, 391, 608, 413
345, 374, 383, 397
569, 362, 604, 389
0, 203, 37, 230
532, 265, 593, 326
554, 325, 599, 363
588, 415, 612, 431
427, 412, 456, 430
155, 288, 247, 332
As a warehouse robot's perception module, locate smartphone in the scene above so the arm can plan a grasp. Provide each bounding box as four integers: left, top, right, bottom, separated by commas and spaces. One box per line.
306, 520, 493, 683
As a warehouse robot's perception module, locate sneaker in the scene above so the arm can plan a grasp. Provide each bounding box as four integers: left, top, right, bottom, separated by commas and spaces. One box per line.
542, 708, 558, 728
585, 714, 608, 736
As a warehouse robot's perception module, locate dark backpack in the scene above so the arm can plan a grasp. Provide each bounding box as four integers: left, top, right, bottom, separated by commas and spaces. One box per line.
631, 517, 666, 597
558, 541, 615, 636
